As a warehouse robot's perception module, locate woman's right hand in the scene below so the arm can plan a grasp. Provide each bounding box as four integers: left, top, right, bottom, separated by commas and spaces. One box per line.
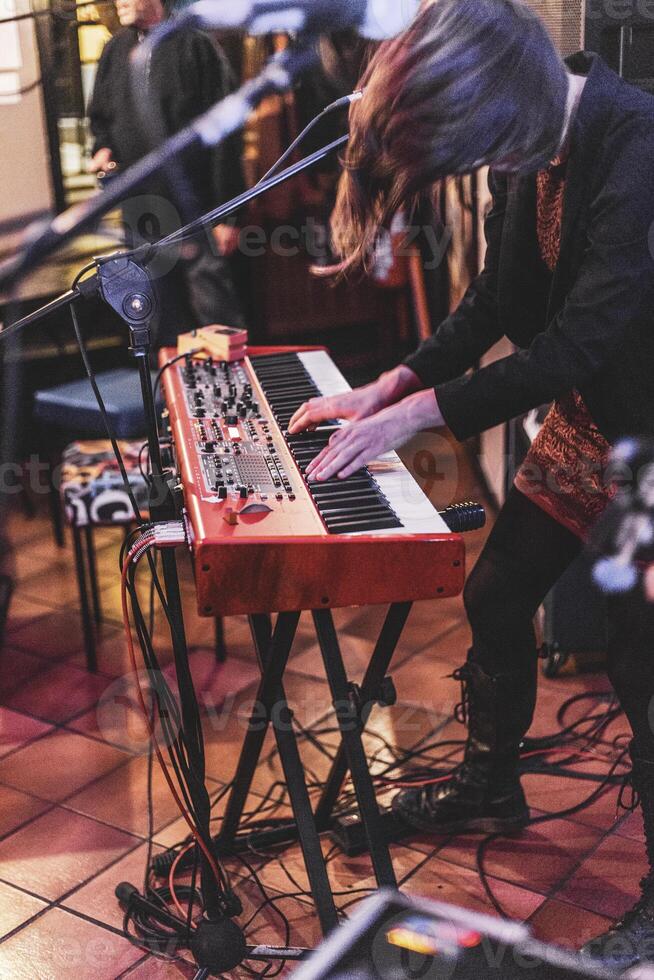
287, 365, 423, 434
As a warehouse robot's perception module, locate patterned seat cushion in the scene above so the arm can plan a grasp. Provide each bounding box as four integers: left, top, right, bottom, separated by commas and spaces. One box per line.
60, 440, 149, 527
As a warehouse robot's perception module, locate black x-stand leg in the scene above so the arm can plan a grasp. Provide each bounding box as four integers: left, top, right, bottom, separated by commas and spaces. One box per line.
214, 601, 416, 941
314, 601, 413, 832
217, 611, 339, 936
311, 608, 401, 888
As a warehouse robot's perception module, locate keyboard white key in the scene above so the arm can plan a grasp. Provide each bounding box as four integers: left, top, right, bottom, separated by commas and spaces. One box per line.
298, 351, 450, 536
298, 350, 351, 400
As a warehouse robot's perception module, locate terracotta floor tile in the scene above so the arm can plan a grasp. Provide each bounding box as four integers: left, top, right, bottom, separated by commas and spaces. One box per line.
9, 609, 87, 664
0, 728, 129, 803
152, 813, 202, 848
91, 526, 127, 552
286, 601, 451, 680
0, 647, 54, 701
4, 507, 49, 547
66, 705, 151, 755
400, 595, 467, 645
281, 670, 349, 726
363, 703, 461, 770
528, 897, 613, 950
197, 670, 333, 778
7, 456, 628, 961
392, 647, 470, 713
3, 660, 113, 724
616, 808, 645, 844
150, 779, 262, 850
202, 715, 280, 787
396, 621, 470, 673
251, 838, 418, 901
0, 785, 52, 840
185, 648, 262, 715
121, 956, 197, 978
65, 755, 218, 838
94, 580, 162, 631
17, 564, 84, 610
63, 840, 164, 930
527, 680, 618, 742
521, 767, 623, 831
555, 832, 648, 919
66, 625, 135, 678
0, 880, 48, 940
4, 594, 59, 637
11, 537, 70, 582
400, 852, 545, 922
436, 818, 604, 895
0, 905, 142, 979
0, 707, 52, 759
290, 631, 383, 683
331, 604, 389, 643
0, 806, 137, 901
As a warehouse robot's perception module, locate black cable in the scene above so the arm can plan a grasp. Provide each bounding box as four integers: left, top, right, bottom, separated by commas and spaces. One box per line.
153, 349, 201, 404
128, 608, 630, 956
127, 555, 233, 899
127, 557, 208, 844
143, 553, 158, 900
137, 441, 151, 486
150, 135, 349, 254
475, 746, 630, 918
257, 92, 359, 186
69, 303, 145, 526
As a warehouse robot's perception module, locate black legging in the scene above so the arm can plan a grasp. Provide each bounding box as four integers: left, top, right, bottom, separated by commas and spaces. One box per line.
464, 487, 654, 757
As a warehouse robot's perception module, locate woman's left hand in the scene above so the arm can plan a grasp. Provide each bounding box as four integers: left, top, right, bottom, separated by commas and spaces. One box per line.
306, 390, 445, 482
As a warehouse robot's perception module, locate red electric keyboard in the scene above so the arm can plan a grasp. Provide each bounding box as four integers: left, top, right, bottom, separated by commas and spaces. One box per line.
160, 346, 465, 616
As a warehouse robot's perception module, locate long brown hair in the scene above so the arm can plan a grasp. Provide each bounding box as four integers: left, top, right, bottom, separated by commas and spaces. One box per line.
331, 0, 569, 271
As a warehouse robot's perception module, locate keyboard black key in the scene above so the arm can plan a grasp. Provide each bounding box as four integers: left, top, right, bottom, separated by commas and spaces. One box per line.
252, 353, 404, 535
309, 486, 381, 501
320, 502, 392, 517
324, 515, 403, 534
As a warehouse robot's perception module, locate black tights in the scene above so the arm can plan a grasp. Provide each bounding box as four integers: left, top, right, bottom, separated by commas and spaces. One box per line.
464, 488, 654, 757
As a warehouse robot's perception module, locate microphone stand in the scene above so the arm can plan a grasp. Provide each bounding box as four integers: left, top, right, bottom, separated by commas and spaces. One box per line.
0, 132, 348, 345
1, 76, 349, 979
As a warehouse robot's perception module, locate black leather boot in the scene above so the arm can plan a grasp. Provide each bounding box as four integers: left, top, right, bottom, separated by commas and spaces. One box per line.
392, 654, 533, 835
581, 743, 654, 971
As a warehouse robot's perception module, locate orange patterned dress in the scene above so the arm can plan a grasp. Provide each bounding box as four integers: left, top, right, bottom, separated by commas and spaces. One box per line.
513, 155, 614, 540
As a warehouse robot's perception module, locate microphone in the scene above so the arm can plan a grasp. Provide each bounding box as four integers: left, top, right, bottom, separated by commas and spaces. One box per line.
183, 0, 420, 38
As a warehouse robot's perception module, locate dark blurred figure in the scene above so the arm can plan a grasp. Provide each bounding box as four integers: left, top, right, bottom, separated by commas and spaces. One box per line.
88, 0, 246, 345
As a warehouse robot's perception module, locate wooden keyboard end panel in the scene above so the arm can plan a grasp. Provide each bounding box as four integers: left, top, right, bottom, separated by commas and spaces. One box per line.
193, 535, 465, 617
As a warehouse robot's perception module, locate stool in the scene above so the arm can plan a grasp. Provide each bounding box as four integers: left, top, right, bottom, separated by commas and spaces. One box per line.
60, 439, 228, 672
34, 367, 160, 547
60, 439, 150, 671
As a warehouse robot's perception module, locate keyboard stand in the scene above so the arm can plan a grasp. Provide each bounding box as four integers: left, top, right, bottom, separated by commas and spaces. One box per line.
215, 601, 414, 937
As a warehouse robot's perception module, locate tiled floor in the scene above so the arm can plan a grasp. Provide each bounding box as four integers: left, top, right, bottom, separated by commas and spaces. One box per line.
0, 444, 639, 978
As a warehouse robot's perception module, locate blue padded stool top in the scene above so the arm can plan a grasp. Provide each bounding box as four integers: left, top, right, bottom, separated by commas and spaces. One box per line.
34, 367, 162, 439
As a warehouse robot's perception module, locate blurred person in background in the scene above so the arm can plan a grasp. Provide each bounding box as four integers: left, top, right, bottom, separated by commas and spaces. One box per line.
88, 0, 246, 345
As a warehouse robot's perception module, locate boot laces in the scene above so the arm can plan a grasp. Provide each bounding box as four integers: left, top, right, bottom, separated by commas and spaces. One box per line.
452, 663, 473, 726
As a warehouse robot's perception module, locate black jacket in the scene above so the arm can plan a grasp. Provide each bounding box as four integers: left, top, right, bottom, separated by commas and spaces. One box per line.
88, 26, 244, 214
404, 53, 654, 445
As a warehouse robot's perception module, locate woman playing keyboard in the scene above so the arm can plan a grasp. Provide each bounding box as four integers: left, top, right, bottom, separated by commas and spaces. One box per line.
289, 0, 654, 969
